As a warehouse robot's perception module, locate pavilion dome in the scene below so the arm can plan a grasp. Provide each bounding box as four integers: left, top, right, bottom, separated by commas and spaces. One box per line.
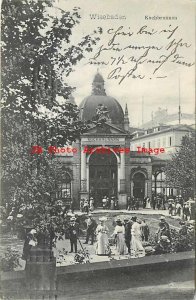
79, 73, 124, 129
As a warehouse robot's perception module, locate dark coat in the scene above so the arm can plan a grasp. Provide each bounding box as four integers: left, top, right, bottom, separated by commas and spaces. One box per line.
68, 223, 79, 241
124, 222, 132, 241
87, 218, 97, 233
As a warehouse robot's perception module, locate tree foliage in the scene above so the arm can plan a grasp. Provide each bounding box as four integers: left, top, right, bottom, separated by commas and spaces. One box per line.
165, 133, 195, 198
1, 0, 102, 236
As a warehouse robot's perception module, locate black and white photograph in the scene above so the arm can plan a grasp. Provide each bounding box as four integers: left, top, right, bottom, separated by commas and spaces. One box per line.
1, 0, 195, 299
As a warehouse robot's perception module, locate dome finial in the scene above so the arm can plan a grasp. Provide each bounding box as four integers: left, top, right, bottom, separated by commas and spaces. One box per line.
92, 72, 106, 95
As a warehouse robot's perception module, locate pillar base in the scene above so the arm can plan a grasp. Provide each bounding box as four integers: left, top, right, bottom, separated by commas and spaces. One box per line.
118, 194, 127, 209
79, 191, 89, 200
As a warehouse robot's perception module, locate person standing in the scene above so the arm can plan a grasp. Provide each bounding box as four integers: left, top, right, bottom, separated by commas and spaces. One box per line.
131, 216, 145, 257
83, 199, 89, 214
95, 217, 110, 255
124, 218, 132, 254
89, 197, 94, 212
140, 219, 150, 241
176, 201, 182, 217
110, 197, 115, 210
145, 196, 151, 209
84, 214, 97, 245
152, 195, 156, 210
80, 198, 84, 212
113, 219, 126, 255
68, 217, 79, 253
70, 199, 75, 214
183, 203, 190, 221
102, 196, 107, 209
135, 198, 140, 210
127, 197, 132, 211
143, 197, 147, 209
22, 229, 37, 260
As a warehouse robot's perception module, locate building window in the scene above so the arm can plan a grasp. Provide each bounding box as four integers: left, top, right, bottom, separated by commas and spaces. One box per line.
56, 172, 72, 199
148, 141, 151, 148
143, 143, 145, 147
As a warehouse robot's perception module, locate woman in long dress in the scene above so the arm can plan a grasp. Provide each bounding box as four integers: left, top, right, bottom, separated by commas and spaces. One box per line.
95, 217, 110, 255
145, 197, 151, 209
113, 220, 127, 255
131, 217, 145, 257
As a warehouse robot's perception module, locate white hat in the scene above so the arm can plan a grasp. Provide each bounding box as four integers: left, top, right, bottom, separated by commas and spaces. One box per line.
99, 216, 107, 222
30, 229, 37, 235
160, 216, 165, 220
70, 217, 76, 221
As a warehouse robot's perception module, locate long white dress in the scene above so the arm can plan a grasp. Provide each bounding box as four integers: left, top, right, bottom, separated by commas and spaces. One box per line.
95, 224, 109, 255
114, 225, 127, 255
131, 222, 145, 257
146, 198, 151, 209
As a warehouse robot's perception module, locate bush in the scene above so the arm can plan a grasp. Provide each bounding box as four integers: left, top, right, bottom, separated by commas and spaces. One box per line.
170, 228, 194, 252
0, 247, 21, 272
147, 227, 194, 254
74, 249, 90, 264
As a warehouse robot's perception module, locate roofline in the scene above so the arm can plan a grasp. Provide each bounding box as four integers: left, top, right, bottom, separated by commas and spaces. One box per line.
132, 125, 193, 140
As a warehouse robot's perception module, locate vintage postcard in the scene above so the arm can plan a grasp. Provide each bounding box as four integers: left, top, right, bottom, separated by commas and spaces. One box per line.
1, 0, 195, 299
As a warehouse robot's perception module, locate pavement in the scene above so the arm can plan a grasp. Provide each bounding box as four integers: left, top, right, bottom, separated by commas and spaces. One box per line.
60, 281, 194, 300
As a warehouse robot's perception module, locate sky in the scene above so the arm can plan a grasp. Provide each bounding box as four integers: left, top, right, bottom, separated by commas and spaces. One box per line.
55, 0, 195, 127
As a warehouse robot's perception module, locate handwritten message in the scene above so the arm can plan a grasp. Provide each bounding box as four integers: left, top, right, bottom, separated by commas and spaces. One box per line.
88, 24, 194, 84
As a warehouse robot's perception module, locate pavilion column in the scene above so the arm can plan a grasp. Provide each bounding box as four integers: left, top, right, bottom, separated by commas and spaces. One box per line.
86, 162, 89, 192
117, 163, 121, 193
119, 151, 125, 193
81, 147, 86, 181
120, 151, 125, 180
145, 181, 148, 197
130, 180, 134, 197
80, 147, 88, 194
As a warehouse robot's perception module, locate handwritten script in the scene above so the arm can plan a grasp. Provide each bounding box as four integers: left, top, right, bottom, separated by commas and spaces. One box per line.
88, 24, 194, 84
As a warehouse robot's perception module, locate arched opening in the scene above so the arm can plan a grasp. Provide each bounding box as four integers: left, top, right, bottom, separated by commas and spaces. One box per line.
89, 149, 117, 207
133, 172, 145, 200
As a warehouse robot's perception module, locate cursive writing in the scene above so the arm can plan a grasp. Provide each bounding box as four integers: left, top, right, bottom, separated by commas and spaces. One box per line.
88, 24, 194, 84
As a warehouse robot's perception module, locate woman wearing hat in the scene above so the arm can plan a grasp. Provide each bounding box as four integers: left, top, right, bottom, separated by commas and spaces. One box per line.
22, 229, 37, 260
113, 218, 127, 255
131, 216, 145, 257
95, 217, 110, 255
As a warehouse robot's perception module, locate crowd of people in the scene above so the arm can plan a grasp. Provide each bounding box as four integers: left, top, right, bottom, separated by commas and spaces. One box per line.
62, 213, 186, 257
67, 214, 149, 257
22, 210, 195, 263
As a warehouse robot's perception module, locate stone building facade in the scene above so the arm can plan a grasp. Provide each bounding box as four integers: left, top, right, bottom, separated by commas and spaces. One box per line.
54, 73, 168, 208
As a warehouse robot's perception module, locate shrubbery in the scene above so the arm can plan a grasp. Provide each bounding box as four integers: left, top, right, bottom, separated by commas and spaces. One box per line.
0, 247, 21, 272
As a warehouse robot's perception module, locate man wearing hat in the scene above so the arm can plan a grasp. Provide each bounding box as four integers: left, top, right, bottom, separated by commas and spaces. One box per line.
124, 217, 132, 254
68, 217, 79, 253
84, 214, 97, 245
157, 216, 171, 242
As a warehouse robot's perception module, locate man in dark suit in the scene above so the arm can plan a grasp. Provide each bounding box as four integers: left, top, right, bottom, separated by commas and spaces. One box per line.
124, 218, 132, 254
68, 217, 79, 253
84, 214, 97, 245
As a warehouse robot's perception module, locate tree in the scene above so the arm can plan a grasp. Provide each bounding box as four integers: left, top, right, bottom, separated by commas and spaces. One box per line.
165, 133, 195, 199
1, 0, 102, 241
